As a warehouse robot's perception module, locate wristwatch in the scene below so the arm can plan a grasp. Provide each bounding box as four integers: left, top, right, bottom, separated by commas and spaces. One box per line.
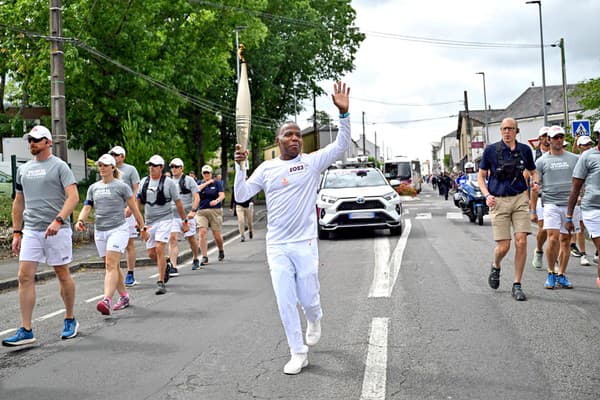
55, 216, 65, 225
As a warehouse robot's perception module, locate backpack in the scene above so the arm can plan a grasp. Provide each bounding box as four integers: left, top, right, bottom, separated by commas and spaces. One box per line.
179, 174, 191, 194
139, 175, 171, 206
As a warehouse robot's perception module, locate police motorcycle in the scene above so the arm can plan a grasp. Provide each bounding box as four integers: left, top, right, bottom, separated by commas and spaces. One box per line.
453, 162, 488, 225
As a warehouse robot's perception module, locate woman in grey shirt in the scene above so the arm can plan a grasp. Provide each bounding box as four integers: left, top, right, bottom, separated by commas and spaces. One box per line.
76, 154, 146, 315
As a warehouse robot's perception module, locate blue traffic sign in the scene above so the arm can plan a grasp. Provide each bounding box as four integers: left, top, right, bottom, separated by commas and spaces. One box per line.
572, 120, 591, 137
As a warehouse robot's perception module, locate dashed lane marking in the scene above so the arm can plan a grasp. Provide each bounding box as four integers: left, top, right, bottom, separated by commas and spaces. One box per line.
359, 317, 389, 400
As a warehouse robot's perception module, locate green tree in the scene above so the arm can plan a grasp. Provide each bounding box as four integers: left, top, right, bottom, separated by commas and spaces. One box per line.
574, 77, 600, 122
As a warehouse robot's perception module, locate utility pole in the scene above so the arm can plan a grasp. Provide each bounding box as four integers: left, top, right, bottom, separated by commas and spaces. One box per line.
557, 38, 569, 132
526, 1, 549, 126
50, 0, 67, 161
362, 111, 366, 156
463, 91, 472, 161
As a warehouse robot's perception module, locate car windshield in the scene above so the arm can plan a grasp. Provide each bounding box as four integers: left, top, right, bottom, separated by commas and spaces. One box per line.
323, 169, 387, 188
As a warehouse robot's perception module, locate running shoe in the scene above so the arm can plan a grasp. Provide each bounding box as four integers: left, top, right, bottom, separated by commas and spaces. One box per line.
169, 266, 180, 277
200, 256, 209, 267
155, 281, 167, 295
96, 298, 112, 315
2, 327, 36, 347
511, 283, 527, 301
283, 352, 309, 375
124, 272, 137, 287
570, 243, 583, 257
556, 274, 573, 289
532, 251, 544, 270
306, 319, 322, 346
488, 265, 500, 290
218, 250, 225, 261
544, 272, 556, 289
240, 235, 245, 242
164, 263, 171, 284
61, 318, 79, 340
580, 254, 591, 266
192, 259, 200, 270
113, 295, 130, 311
249, 231, 253, 239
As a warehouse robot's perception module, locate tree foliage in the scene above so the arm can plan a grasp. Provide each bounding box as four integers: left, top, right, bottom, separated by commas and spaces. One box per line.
574, 78, 600, 122
0, 0, 364, 170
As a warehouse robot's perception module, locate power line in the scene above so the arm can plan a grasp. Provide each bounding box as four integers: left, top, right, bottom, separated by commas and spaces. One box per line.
351, 96, 462, 107
365, 115, 458, 125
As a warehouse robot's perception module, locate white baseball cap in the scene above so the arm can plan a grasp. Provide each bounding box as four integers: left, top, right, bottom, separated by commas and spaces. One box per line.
547, 125, 565, 138
538, 126, 550, 137
577, 135, 593, 146
96, 154, 116, 166
146, 155, 165, 166
24, 125, 52, 141
170, 158, 184, 167
110, 145, 126, 156
201, 165, 213, 173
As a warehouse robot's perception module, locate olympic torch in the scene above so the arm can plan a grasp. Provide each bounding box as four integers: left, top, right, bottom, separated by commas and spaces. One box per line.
236, 44, 251, 170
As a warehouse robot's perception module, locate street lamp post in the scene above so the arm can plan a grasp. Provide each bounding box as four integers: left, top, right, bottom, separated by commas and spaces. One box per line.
552, 38, 569, 132
526, 0, 548, 126
476, 72, 489, 145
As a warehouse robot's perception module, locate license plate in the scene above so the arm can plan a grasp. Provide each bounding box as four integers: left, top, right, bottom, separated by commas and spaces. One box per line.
348, 212, 375, 219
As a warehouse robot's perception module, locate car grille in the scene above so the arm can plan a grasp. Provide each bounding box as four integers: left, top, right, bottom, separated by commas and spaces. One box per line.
337, 199, 384, 211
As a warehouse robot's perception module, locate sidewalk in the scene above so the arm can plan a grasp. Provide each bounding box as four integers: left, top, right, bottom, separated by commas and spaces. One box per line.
0, 205, 266, 291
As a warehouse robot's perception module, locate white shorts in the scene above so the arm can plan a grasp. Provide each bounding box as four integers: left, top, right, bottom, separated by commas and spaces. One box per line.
126, 214, 138, 238
543, 204, 581, 234
536, 198, 544, 221
171, 217, 197, 238
146, 218, 172, 249
19, 228, 73, 266
95, 223, 129, 258
582, 208, 600, 239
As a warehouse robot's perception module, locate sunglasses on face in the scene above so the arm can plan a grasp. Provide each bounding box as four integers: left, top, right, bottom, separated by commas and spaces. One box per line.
202, 171, 211, 174
28, 137, 45, 143
148, 163, 162, 167
109, 153, 121, 157
170, 165, 181, 169
551, 135, 565, 140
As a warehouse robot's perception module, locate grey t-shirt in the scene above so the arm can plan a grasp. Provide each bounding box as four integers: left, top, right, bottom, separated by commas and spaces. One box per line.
118, 163, 140, 190
138, 176, 180, 224
86, 179, 133, 231
573, 147, 600, 210
171, 175, 199, 216
536, 151, 579, 206
16, 155, 77, 231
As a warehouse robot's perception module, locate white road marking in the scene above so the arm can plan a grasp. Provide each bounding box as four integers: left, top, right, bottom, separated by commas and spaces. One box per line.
359, 317, 389, 400
85, 294, 104, 303
35, 309, 65, 322
0, 328, 17, 336
369, 220, 411, 298
415, 213, 431, 220
446, 212, 464, 220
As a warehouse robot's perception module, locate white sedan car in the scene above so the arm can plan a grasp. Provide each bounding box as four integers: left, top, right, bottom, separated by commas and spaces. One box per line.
316, 167, 403, 239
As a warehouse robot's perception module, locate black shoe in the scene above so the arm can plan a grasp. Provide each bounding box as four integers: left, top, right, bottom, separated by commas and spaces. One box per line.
511, 283, 527, 301
192, 259, 200, 270
240, 235, 245, 242
169, 267, 179, 277
200, 256, 209, 267
488, 265, 500, 290
155, 281, 167, 295
249, 231, 253, 239
218, 250, 225, 261
164, 261, 171, 284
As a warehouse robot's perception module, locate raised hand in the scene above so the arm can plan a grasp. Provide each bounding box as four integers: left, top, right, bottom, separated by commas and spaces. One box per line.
331, 81, 350, 114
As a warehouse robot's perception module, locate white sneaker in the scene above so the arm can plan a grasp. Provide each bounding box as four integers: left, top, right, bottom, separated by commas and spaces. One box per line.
581, 254, 591, 266
306, 319, 321, 346
283, 352, 308, 375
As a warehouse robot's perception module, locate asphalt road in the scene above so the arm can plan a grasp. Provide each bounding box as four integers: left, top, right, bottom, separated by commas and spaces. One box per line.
0, 185, 599, 399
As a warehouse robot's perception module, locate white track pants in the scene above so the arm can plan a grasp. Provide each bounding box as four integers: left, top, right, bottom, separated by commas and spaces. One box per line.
266, 239, 323, 354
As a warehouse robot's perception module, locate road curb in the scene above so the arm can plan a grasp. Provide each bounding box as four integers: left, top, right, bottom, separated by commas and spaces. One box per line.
0, 210, 266, 292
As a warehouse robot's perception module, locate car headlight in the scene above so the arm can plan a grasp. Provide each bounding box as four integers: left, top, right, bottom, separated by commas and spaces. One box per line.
383, 191, 398, 201
320, 194, 338, 204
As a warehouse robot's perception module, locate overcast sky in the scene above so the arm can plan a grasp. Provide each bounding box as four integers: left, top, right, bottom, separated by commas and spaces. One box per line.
298, 0, 600, 163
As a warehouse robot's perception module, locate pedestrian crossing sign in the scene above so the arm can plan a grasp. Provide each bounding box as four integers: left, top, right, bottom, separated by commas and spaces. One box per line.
571, 120, 590, 137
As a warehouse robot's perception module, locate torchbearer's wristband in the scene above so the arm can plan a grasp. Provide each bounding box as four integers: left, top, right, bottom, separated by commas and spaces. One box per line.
339, 112, 350, 118
565, 217, 573, 223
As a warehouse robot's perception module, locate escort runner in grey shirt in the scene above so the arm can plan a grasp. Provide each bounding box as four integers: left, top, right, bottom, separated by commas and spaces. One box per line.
85, 179, 133, 231
138, 176, 180, 224
536, 151, 579, 205
16, 155, 77, 230
118, 163, 140, 190
573, 147, 600, 210
172, 175, 199, 216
